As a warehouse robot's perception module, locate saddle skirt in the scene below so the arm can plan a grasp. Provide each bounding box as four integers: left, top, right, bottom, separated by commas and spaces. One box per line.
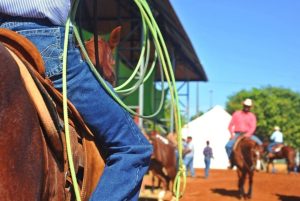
0, 28, 104, 201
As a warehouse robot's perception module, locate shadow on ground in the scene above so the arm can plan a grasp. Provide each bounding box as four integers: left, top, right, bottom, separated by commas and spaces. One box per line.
211, 188, 240, 199
276, 194, 300, 201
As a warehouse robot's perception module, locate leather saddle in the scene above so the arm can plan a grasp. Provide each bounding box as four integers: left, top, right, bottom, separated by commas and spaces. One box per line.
272, 143, 284, 153
0, 28, 104, 201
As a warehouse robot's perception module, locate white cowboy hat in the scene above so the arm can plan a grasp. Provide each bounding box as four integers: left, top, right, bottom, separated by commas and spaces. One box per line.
243, 98, 252, 106
274, 126, 280, 131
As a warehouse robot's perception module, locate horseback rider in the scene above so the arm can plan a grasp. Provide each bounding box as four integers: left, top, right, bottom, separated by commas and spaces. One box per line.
267, 126, 284, 153
225, 98, 263, 168
0, 1, 152, 200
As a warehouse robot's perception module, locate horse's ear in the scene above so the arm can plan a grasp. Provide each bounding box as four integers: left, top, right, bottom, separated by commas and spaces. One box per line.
109, 26, 121, 50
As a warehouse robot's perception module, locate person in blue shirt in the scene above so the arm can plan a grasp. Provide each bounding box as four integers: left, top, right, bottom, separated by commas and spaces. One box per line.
203, 140, 213, 178
268, 126, 284, 153
0, 1, 153, 200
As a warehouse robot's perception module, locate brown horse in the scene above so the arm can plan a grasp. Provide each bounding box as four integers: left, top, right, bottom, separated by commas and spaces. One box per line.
148, 134, 177, 193
232, 136, 261, 200
262, 141, 296, 173
0, 27, 120, 200
82, 26, 121, 86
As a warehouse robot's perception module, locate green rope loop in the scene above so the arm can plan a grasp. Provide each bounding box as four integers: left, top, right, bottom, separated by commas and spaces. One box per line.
64, 0, 186, 200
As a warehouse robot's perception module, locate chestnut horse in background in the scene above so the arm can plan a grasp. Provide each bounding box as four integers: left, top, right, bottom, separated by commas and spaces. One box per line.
0, 27, 120, 200
262, 141, 296, 173
232, 136, 261, 200
148, 134, 177, 193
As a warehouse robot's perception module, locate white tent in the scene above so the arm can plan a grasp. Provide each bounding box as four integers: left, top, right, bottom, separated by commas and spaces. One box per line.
181, 105, 231, 169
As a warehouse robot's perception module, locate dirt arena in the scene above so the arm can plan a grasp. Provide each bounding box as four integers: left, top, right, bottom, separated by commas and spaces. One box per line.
140, 165, 300, 201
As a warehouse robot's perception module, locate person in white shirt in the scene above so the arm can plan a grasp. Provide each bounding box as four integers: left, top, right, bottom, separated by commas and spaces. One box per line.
183, 136, 195, 177
268, 126, 284, 153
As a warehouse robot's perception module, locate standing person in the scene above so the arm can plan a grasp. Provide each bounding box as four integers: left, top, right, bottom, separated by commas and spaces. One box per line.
203, 140, 213, 178
0, 1, 153, 200
268, 126, 283, 153
183, 136, 195, 177
225, 98, 262, 168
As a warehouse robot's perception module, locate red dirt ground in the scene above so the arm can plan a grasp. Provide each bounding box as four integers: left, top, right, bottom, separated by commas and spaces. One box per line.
140, 167, 300, 201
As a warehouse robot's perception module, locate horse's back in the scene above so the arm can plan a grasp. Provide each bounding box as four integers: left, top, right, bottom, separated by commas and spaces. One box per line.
0, 42, 49, 200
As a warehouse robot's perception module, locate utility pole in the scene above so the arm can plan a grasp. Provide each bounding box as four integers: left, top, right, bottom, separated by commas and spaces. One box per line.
196, 82, 199, 114
209, 90, 213, 109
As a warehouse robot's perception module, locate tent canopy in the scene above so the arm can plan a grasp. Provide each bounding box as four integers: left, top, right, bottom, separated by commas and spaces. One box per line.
182, 106, 231, 169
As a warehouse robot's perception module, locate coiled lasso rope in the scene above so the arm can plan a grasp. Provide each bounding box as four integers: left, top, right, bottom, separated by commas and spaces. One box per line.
62, 0, 186, 200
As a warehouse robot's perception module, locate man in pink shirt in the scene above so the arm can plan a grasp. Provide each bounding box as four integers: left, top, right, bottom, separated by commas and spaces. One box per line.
225, 98, 262, 168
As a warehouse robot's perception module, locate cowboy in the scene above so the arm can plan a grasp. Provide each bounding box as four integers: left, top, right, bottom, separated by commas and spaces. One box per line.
0, 1, 152, 200
268, 126, 284, 153
203, 140, 213, 178
225, 98, 262, 168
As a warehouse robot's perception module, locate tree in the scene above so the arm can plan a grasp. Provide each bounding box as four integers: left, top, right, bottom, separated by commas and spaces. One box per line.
226, 86, 300, 149
190, 111, 204, 121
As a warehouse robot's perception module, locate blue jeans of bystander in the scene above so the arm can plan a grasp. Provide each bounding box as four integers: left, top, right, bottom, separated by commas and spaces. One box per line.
204, 157, 211, 178
184, 155, 195, 177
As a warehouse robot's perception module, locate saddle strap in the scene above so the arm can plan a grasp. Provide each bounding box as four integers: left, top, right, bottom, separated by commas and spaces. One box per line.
0, 28, 45, 77
233, 136, 245, 151
6, 48, 64, 160
0, 29, 95, 138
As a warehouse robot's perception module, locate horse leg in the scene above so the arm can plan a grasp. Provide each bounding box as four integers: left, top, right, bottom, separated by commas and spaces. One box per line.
266, 158, 273, 173
151, 173, 155, 193
287, 151, 296, 173
237, 169, 246, 199
246, 171, 254, 199
154, 173, 167, 201
271, 161, 276, 173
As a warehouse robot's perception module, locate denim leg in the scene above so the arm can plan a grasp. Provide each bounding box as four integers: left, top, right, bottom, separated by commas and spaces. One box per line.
268, 143, 275, 152
64, 63, 153, 200
204, 158, 210, 178
250, 135, 263, 145
6, 23, 153, 201
183, 156, 189, 176
225, 135, 239, 158
190, 158, 195, 177
225, 139, 234, 158
184, 156, 194, 177
61, 36, 152, 201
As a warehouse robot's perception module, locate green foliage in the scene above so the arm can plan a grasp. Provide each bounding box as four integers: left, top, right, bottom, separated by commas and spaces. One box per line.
190, 111, 204, 121
226, 86, 300, 149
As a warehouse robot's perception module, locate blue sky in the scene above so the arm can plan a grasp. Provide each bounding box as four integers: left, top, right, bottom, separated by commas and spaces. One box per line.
170, 0, 300, 116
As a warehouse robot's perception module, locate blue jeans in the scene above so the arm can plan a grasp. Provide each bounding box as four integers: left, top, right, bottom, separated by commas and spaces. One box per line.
225, 133, 262, 158
1, 20, 153, 201
268, 142, 281, 153
204, 157, 211, 178
183, 155, 195, 177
